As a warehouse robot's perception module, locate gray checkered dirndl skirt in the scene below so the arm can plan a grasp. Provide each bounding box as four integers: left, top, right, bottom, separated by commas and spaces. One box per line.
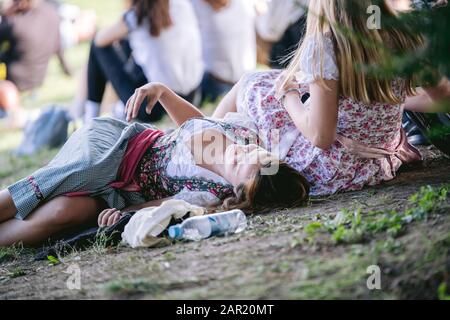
8, 117, 154, 220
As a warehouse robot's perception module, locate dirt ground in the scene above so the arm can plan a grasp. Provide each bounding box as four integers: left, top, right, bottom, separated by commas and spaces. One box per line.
0, 146, 449, 300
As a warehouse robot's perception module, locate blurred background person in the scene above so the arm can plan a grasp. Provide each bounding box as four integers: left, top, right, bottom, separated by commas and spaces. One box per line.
0, 13, 20, 120
256, 0, 308, 69
0, 0, 96, 127
191, 0, 257, 104
81, 0, 203, 123
0, 0, 62, 93
50, 1, 97, 52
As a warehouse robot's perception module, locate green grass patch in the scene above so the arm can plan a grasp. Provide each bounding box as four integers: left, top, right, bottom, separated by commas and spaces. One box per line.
0, 244, 24, 262
303, 185, 449, 246
104, 278, 167, 297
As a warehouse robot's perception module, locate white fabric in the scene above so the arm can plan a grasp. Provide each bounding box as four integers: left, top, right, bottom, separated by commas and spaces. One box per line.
270, 127, 302, 161
295, 35, 340, 84
190, 0, 257, 83
224, 109, 298, 160
122, 199, 205, 248
113, 101, 126, 121
222, 111, 258, 133
124, 0, 203, 95
221, 110, 297, 159
166, 118, 238, 191
234, 79, 301, 161
256, 0, 308, 42
84, 100, 100, 124
173, 188, 222, 207
58, 4, 81, 49
168, 142, 230, 185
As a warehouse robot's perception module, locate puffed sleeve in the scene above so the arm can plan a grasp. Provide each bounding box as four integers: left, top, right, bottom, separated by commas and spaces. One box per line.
173, 188, 222, 208
123, 9, 138, 32
295, 35, 340, 84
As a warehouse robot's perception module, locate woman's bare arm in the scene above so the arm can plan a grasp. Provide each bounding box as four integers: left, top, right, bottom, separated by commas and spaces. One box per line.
95, 20, 128, 47
283, 79, 339, 150
404, 78, 450, 113
158, 86, 206, 126
212, 81, 241, 119
126, 83, 205, 126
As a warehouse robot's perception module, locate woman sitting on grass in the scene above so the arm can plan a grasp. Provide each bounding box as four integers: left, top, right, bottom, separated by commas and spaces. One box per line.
0, 83, 309, 247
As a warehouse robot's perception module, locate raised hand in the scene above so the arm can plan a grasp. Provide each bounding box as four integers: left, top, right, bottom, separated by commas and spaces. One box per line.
125, 83, 164, 122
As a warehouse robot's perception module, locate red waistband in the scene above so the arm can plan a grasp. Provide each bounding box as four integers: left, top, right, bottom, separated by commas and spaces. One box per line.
109, 128, 164, 192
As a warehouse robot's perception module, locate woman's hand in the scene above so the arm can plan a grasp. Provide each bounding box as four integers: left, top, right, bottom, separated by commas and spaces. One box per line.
98, 208, 123, 227
275, 72, 299, 100
125, 83, 165, 122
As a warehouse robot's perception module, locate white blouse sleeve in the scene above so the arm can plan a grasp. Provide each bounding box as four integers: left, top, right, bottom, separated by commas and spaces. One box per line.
256, 0, 306, 42
173, 188, 222, 208
123, 9, 138, 32
295, 35, 340, 84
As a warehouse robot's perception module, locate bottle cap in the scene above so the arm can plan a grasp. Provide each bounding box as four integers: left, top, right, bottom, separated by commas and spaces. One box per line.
168, 225, 183, 239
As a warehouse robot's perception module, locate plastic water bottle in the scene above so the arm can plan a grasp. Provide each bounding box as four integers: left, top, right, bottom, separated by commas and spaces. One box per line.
168, 210, 248, 241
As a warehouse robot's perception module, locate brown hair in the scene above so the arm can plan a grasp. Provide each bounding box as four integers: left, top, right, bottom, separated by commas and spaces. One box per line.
133, 0, 173, 37
204, 0, 230, 11
221, 162, 310, 214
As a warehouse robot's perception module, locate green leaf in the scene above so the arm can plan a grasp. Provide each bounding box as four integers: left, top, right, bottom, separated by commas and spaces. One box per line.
47, 255, 60, 266
305, 222, 323, 236
438, 283, 450, 300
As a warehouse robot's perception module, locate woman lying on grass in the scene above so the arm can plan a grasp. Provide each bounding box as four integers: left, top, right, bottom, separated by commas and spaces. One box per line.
0, 83, 310, 247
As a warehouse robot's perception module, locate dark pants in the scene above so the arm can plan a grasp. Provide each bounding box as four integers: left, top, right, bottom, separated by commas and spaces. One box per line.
87, 40, 198, 122
270, 15, 307, 69
200, 72, 234, 105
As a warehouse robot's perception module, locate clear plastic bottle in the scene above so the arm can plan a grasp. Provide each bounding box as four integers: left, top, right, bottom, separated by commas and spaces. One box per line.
168, 210, 248, 241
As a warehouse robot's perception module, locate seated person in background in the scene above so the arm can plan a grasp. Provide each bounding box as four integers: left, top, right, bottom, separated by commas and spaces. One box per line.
48, 0, 97, 52
191, 0, 257, 104
84, 0, 204, 123
0, 0, 65, 92
256, 0, 308, 69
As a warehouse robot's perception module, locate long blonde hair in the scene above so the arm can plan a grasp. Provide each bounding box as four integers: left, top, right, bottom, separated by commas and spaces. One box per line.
281, 0, 423, 104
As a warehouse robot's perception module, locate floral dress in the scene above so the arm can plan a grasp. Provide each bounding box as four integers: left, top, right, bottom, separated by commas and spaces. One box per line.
136, 117, 260, 206
236, 35, 412, 196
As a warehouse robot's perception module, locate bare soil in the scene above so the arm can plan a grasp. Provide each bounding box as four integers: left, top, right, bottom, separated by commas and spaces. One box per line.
0, 146, 449, 300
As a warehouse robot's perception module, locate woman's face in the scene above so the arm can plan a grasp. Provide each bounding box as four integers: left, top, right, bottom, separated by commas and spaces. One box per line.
223, 144, 277, 187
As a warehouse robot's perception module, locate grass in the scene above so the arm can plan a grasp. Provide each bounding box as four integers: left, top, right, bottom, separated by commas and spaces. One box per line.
302, 185, 449, 246
0, 243, 24, 262
2, 180, 449, 299
90, 230, 121, 255
7, 267, 26, 279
